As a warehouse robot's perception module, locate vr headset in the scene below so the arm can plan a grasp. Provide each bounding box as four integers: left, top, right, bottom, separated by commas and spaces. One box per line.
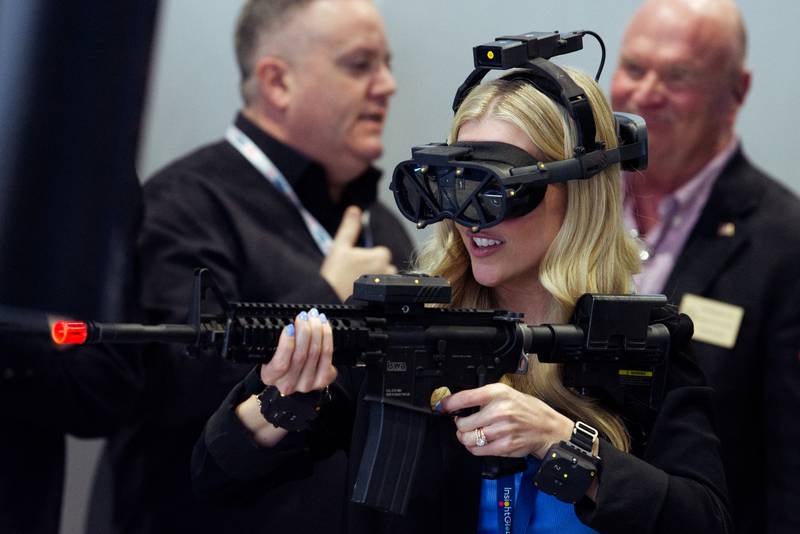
390, 31, 648, 232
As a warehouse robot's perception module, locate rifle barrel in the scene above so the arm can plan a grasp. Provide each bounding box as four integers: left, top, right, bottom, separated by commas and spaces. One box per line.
52, 320, 197, 345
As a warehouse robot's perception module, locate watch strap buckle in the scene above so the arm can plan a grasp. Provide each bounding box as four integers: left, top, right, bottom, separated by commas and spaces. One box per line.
571, 420, 598, 453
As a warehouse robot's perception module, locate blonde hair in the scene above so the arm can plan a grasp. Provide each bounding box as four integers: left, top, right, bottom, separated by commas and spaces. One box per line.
415, 69, 641, 450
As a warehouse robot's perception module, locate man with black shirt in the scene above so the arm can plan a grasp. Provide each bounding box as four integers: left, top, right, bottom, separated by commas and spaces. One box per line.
90, 1, 413, 532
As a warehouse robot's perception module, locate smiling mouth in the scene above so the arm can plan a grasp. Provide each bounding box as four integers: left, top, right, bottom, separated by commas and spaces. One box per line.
472, 236, 503, 248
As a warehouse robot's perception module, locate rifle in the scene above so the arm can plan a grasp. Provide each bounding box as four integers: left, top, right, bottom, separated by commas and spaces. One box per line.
51, 269, 688, 515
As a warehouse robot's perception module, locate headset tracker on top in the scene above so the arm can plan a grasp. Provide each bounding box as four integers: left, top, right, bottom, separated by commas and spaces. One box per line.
390, 30, 648, 232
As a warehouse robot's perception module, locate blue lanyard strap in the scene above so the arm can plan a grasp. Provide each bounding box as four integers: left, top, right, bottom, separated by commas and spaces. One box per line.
226, 125, 336, 256
497, 475, 516, 534
496, 460, 540, 534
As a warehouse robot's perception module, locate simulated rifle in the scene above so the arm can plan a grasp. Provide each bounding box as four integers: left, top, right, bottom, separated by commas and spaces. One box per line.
51, 269, 689, 515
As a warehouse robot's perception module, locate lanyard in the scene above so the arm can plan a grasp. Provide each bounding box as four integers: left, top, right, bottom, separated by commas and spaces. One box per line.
226, 125, 339, 256
496, 466, 537, 534
497, 475, 516, 534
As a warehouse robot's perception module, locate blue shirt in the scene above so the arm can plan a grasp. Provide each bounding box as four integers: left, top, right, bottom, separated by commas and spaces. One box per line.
477, 457, 597, 534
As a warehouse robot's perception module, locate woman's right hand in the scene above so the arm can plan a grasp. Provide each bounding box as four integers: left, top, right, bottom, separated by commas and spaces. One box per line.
235, 308, 336, 447
260, 308, 336, 395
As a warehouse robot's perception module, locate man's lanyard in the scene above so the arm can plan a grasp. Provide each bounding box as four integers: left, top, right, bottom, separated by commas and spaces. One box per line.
226, 125, 372, 256
496, 468, 537, 533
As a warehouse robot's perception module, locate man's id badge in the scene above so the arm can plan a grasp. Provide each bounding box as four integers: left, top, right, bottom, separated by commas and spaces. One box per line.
679, 294, 744, 349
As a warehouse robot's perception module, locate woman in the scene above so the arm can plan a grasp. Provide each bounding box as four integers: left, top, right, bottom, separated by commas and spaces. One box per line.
192, 68, 731, 533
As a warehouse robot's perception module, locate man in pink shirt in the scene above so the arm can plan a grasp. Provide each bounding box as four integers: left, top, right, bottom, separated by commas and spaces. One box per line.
612, 1, 800, 532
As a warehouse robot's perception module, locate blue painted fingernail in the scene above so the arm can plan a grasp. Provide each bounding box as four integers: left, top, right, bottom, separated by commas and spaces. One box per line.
434, 401, 443, 413
285, 324, 295, 337
319, 313, 328, 324
298, 311, 309, 321
309, 308, 319, 318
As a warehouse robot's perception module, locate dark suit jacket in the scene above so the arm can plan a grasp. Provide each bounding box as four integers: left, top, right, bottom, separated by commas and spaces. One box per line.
662, 149, 800, 534
193, 330, 731, 533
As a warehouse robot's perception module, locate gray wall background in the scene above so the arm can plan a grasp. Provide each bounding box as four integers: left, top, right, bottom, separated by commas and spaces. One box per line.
62, 1, 800, 533
138, 0, 800, 211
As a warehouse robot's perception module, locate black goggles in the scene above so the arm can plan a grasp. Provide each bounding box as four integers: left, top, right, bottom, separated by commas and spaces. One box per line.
390, 113, 647, 232
390, 141, 547, 231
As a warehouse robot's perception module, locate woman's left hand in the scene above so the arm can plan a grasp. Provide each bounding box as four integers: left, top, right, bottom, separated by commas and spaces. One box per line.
436, 383, 574, 459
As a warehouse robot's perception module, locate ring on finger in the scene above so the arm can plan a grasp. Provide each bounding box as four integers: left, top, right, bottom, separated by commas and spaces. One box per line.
474, 427, 487, 447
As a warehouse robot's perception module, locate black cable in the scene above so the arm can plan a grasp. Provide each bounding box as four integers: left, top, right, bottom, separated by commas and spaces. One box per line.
583, 30, 606, 81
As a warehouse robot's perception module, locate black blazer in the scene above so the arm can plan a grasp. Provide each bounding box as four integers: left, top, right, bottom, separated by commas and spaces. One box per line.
193, 336, 731, 533
662, 149, 800, 534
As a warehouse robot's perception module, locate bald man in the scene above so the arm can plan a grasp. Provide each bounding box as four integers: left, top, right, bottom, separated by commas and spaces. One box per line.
612, 1, 800, 532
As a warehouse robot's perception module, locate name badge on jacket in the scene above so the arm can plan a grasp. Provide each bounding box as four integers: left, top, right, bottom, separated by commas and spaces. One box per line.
679, 294, 745, 349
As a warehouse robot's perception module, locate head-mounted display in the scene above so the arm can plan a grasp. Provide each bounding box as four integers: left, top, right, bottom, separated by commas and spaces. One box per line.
391, 113, 646, 231
390, 30, 648, 232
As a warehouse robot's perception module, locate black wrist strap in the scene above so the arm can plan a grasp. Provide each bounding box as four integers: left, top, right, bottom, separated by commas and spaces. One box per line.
533, 421, 601, 503
570, 421, 599, 454
258, 384, 331, 432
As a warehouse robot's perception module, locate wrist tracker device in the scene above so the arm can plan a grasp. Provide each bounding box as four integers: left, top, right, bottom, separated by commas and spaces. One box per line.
243, 366, 330, 432
257, 385, 330, 432
534, 421, 601, 503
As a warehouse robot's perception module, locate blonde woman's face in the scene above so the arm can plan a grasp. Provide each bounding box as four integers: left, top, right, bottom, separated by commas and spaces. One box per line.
455, 117, 566, 293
